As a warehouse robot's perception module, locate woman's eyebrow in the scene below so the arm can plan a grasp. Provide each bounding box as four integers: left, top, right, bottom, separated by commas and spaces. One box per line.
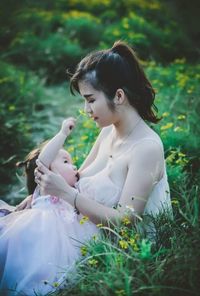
83, 94, 94, 99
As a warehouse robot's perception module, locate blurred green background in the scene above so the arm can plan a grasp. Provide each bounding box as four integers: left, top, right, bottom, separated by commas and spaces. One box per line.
0, 0, 199, 202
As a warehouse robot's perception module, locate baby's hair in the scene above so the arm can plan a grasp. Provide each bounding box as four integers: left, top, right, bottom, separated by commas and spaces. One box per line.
16, 141, 48, 195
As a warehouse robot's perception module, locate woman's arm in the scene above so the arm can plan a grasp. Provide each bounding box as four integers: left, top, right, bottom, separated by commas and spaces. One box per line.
36, 140, 163, 225
39, 118, 75, 168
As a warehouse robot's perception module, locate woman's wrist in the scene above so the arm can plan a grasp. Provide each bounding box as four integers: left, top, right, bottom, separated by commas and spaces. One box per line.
61, 187, 79, 209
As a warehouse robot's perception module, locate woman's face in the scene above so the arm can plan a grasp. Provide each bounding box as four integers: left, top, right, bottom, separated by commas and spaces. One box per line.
51, 149, 78, 187
78, 80, 116, 127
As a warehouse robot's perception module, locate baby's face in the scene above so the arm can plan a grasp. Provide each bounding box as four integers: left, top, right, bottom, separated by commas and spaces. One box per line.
51, 149, 78, 187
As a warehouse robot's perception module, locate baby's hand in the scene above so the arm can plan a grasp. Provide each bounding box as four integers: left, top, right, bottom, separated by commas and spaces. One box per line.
61, 117, 76, 136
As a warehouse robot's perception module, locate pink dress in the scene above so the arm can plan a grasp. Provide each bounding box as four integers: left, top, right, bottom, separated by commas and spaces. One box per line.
0, 139, 171, 295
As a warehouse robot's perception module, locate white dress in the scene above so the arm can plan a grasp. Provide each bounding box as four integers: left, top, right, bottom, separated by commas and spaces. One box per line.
0, 139, 171, 296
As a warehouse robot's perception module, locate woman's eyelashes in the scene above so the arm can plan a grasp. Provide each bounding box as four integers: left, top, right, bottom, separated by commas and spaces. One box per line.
64, 160, 68, 163
84, 97, 95, 104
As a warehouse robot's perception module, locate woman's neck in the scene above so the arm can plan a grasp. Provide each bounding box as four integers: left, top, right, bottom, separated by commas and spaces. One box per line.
113, 107, 142, 139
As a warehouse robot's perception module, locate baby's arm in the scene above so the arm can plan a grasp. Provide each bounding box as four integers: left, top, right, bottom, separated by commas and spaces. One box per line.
39, 117, 76, 168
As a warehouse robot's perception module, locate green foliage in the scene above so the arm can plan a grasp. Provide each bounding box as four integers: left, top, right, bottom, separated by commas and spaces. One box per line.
145, 60, 200, 190
0, 61, 46, 196
1, 0, 198, 84
2, 9, 103, 83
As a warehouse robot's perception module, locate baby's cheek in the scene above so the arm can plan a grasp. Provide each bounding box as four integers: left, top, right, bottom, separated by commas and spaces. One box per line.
59, 167, 76, 186
58, 167, 69, 182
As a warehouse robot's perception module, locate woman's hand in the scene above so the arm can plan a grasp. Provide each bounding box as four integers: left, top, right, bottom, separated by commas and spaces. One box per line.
15, 195, 33, 211
35, 160, 75, 198
60, 117, 76, 137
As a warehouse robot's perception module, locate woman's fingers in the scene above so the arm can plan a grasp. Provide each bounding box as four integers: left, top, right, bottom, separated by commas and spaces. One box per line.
36, 160, 50, 174
34, 160, 51, 184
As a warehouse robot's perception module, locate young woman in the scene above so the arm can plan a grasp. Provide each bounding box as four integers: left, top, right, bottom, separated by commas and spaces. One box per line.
36, 40, 171, 224
0, 40, 171, 295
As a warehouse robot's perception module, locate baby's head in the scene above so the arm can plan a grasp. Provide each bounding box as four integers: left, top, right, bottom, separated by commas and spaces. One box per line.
50, 148, 78, 187
17, 143, 78, 195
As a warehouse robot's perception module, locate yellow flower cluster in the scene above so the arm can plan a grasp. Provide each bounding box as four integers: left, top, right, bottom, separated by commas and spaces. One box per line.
171, 199, 179, 206
80, 246, 88, 256
121, 216, 131, 225
166, 150, 188, 166
119, 240, 129, 249
118, 233, 140, 251
96, 223, 103, 228
177, 114, 186, 120
79, 216, 89, 225
88, 258, 98, 267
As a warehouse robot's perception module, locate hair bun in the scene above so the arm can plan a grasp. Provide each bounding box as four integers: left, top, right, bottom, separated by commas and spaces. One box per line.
111, 40, 136, 60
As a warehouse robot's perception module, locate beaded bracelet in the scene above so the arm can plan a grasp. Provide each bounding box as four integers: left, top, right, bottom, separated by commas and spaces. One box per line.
74, 191, 80, 215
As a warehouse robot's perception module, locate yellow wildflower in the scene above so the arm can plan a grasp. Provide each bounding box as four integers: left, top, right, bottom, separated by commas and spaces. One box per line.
53, 282, 59, 288
80, 246, 88, 256
177, 114, 186, 120
78, 109, 86, 116
122, 216, 131, 225
68, 146, 74, 153
178, 152, 186, 157
96, 223, 103, 228
174, 126, 184, 132
119, 240, 129, 249
79, 216, 89, 225
81, 135, 88, 141
120, 227, 129, 238
160, 122, 173, 131
171, 199, 179, 206
72, 156, 79, 162
129, 238, 135, 246
88, 259, 98, 267
162, 112, 170, 118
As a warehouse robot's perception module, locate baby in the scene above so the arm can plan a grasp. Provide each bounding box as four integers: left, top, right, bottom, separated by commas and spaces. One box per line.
0, 117, 79, 215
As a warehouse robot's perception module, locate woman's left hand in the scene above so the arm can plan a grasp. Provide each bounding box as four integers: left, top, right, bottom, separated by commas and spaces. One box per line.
35, 160, 73, 198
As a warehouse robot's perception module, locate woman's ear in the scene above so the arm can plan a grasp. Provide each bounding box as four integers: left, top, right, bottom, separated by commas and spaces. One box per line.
113, 88, 126, 105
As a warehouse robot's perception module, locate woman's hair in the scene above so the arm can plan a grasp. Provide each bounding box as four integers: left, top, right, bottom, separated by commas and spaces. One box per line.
69, 40, 160, 123
16, 141, 48, 195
